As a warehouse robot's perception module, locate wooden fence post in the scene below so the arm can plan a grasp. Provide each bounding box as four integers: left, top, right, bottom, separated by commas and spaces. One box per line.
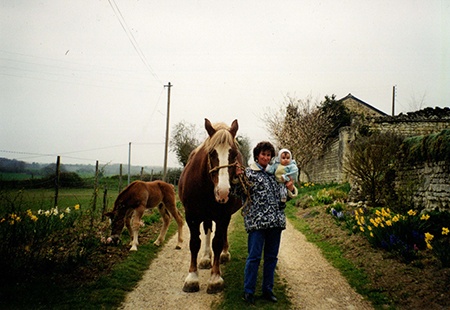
119, 164, 123, 192
54, 156, 60, 208
92, 160, 99, 224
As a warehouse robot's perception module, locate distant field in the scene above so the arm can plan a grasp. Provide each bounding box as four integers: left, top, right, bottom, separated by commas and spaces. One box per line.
0, 172, 35, 181
1, 187, 121, 214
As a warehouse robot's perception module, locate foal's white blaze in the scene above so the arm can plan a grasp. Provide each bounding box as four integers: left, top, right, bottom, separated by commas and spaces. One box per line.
214, 144, 231, 203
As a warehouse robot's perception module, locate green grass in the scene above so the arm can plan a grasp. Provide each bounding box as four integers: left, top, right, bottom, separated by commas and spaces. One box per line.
218, 213, 292, 309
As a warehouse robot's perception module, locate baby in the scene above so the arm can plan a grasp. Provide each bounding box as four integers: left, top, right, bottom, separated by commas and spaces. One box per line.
266, 148, 299, 202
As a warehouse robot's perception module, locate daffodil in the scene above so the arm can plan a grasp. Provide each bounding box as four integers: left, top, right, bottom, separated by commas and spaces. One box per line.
424, 232, 434, 242
74, 204, 80, 210
420, 214, 430, 221
442, 227, 449, 235
407, 209, 417, 216
385, 220, 392, 226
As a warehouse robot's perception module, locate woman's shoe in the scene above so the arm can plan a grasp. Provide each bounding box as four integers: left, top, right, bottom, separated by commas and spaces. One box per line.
262, 291, 278, 303
243, 292, 255, 304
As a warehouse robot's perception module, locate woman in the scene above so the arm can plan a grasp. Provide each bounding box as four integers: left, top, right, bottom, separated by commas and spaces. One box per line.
236, 141, 297, 305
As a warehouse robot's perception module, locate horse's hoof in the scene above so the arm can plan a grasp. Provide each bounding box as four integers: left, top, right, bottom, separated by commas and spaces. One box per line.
219, 252, 231, 264
153, 240, 161, 247
130, 246, 138, 251
199, 258, 212, 269
206, 277, 224, 294
183, 282, 200, 293
183, 272, 199, 292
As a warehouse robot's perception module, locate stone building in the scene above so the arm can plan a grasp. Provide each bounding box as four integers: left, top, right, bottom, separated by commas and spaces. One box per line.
300, 93, 450, 210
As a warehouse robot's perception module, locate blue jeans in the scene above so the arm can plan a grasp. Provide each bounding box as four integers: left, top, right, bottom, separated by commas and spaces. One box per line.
244, 228, 282, 294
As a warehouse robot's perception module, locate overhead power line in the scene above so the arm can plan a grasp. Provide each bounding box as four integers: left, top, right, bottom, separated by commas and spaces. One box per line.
107, 0, 162, 85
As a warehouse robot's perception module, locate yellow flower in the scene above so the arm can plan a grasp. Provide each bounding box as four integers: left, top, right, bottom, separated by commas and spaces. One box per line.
424, 232, 434, 242
368, 225, 372, 231
380, 223, 384, 228
30, 215, 38, 222
426, 243, 433, 250
375, 210, 381, 216
65, 207, 71, 213
74, 204, 80, 210
420, 214, 430, 221
359, 226, 365, 232
60, 213, 64, 220
442, 227, 449, 235
392, 215, 400, 222
370, 232, 374, 237
385, 220, 392, 226
0, 218, 5, 223
381, 209, 388, 217
407, 209, 417, 216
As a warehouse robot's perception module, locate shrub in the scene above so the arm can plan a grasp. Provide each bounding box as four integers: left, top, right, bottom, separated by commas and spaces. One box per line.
344, 131, 403, 206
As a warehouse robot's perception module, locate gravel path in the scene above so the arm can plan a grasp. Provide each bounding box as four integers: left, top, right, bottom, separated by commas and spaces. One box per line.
120, 216, 373, 310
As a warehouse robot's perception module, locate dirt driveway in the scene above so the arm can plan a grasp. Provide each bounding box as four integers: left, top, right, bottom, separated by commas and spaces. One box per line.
120, 216, 373, 310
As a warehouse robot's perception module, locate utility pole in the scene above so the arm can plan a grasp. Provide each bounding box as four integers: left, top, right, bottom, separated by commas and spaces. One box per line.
392, 85, 396, 116
163, 82, 172, 181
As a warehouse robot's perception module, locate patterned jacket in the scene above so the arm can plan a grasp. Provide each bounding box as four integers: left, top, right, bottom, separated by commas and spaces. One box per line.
236, 162, 297, 233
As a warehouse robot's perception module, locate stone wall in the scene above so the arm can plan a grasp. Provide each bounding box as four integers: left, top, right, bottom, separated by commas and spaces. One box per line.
396, 161, 450, 211
299, 127, 351, 183
368, 107, 450, 137
300, 107, 450, 211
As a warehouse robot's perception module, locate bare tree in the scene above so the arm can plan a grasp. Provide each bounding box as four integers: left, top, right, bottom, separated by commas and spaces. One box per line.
170, 121, 200, 167
263, 95, 334, 174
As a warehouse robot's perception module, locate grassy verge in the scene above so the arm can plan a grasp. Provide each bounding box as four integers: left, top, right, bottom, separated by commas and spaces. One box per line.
218, 213, 292, 309
0, 218, 178, 310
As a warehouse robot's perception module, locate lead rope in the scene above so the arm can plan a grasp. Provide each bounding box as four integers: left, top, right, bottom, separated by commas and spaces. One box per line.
208, 159, 253, 215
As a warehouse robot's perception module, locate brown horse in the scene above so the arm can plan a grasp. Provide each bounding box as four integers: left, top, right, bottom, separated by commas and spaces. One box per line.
178, 119, 243, 294
104, 180, 184, 251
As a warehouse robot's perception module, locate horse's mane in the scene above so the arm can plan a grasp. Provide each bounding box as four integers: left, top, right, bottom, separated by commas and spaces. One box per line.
196, 122, 238, 153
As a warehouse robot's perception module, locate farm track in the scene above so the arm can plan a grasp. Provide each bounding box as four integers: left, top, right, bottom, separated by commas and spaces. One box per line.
120, 216, 373, 309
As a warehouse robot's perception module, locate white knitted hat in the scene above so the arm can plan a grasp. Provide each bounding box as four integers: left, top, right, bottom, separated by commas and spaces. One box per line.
278, 148, 292, 159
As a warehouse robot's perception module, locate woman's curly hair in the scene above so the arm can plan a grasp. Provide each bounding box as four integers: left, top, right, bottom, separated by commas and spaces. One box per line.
252, 141, 275, 162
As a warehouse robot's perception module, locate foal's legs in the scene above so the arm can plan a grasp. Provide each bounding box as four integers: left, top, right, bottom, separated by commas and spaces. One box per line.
165, 203, 184, 249
154, 203, 171, 247
129, 205, 145, 251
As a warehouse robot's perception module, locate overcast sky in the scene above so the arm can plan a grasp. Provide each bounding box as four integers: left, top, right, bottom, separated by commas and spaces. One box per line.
1, 0, 449, 168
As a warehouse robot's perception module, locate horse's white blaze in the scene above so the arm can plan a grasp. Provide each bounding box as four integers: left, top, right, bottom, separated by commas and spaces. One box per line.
215, 144, 231, 203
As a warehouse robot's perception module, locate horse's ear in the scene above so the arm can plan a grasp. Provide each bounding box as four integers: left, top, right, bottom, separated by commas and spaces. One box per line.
205, 118, 216, 137
229, 119, 239, 137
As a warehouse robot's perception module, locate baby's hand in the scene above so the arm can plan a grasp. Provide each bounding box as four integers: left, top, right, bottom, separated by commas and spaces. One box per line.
285, 178, 294, 191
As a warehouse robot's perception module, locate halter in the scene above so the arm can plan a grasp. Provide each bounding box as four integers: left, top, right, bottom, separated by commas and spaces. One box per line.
207, 154, 252, 210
